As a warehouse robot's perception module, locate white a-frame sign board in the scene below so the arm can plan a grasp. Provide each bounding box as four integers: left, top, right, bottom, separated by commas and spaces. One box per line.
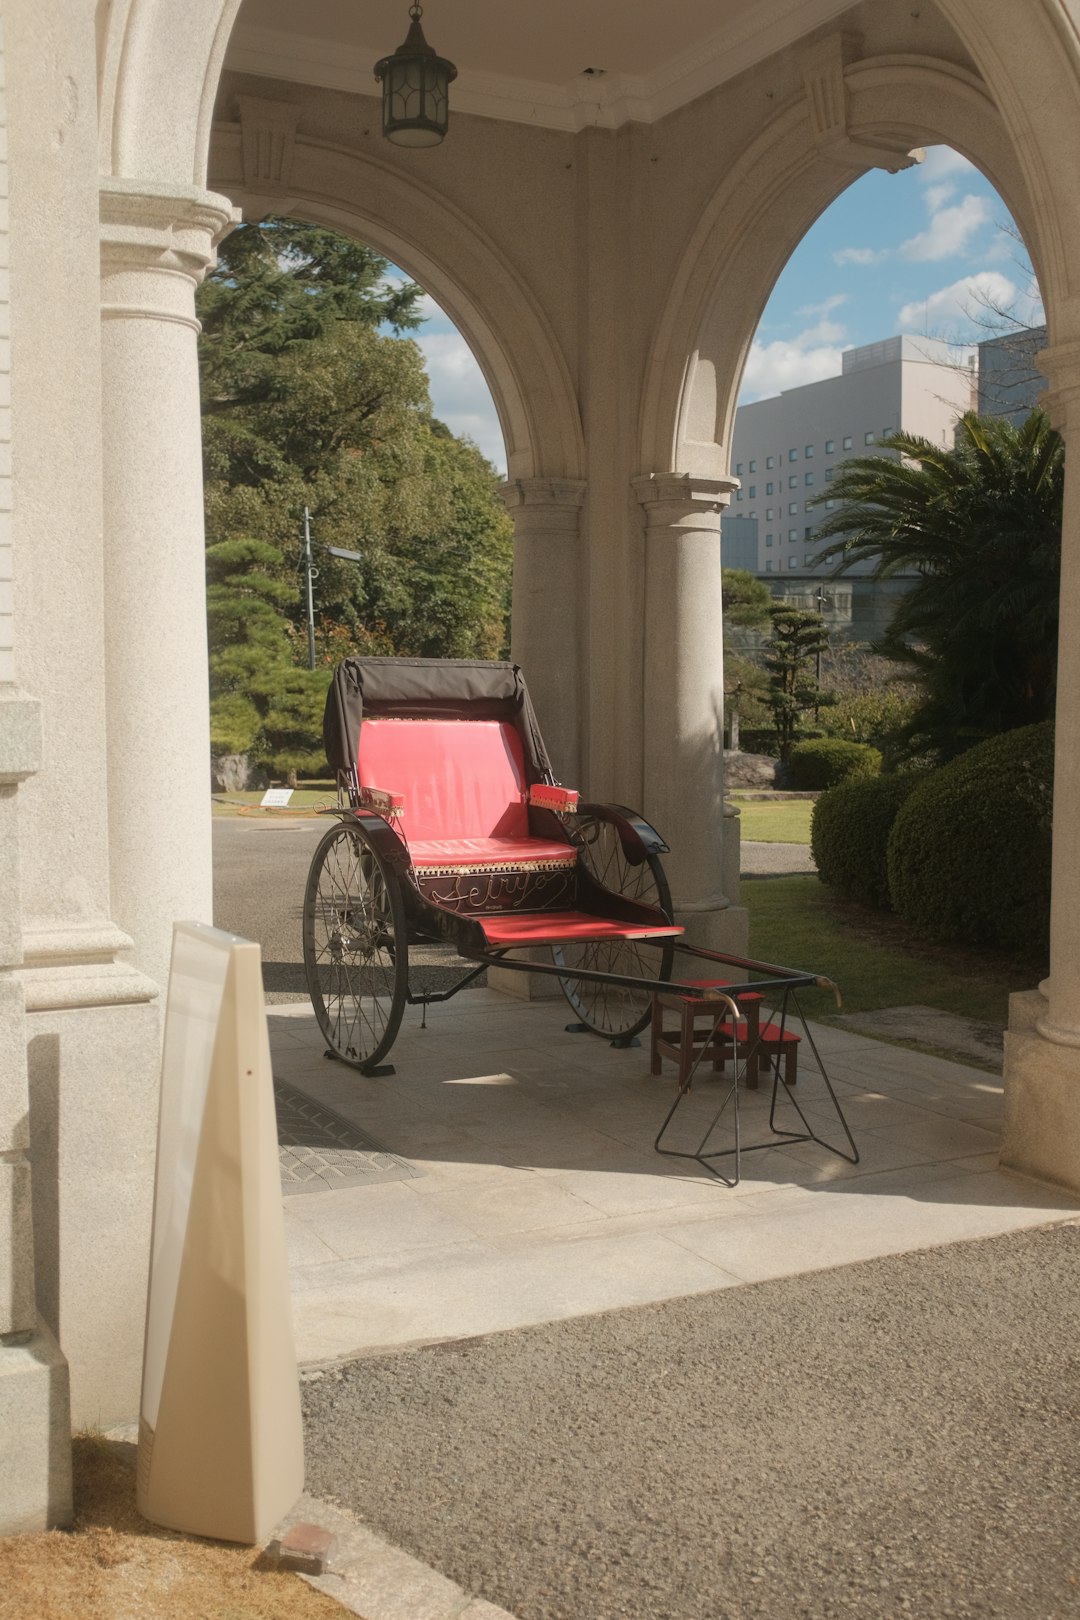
138, 922, 304, 1543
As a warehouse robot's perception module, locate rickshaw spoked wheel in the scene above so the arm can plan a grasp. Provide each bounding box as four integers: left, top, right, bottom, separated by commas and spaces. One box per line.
303, 820, 408, 1072
552, 814, 675, 1040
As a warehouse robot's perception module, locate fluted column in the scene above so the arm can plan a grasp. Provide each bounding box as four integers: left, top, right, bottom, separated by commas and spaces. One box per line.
1001, 340, 1080, 1190
501, 477, 586, 786
99, 180, 239, 991
633, 473, 746, 953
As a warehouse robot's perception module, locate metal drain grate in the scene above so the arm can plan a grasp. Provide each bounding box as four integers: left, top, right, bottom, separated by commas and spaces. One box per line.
273, 1078, 423, 1195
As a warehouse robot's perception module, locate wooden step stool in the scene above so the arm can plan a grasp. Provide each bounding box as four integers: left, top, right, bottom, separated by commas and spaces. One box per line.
650, 980, 763, 1090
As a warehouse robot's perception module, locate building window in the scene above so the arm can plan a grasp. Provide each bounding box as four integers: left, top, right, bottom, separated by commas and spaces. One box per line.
804, 472, 814, 486
735, 490, 743, 501
825, 439, 835, 453
789, 529, 797, 541
765, 534, 773, 546
765, 560, 773, 572
766, 508, 773, 520
805, 444, 814, 458
804, 500, 813, 512
805, 555, 815, 567
766, 481, 774, 495
788, 556, 797, 569
842, 435, 852, 450
826, 499, 836, 510
789, 502, 798, 515
748, 512, 756, 520
864, 431, 875, 444
735, 462, 743, 475
804, 526, 813, 540
766, 455, 774, 469
825, 467, 833, 482
748, 485, 756, 498
749, 459, 757, 471
789, 448, 798, 461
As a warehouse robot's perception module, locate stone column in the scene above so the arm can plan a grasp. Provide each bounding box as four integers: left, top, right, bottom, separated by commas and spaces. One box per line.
1001, 341, 1080, 1190
633, 474, 747, 955
501, 478, 586, 786
99, 180, 239, 992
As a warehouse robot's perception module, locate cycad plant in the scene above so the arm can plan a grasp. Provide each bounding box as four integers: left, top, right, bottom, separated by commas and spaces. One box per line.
812, 409, 1063, 760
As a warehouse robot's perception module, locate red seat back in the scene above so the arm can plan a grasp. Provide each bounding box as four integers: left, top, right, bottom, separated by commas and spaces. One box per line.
357, 718, 529, 843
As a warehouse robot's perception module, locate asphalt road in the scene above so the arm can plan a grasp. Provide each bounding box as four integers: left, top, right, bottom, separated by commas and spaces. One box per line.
212, 816, 323, 1001
303, 1221, 1080, 1620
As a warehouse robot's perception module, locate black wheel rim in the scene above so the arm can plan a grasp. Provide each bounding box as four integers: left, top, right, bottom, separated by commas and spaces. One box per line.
303, 823, 407, 1069
553, 817, 674, 1038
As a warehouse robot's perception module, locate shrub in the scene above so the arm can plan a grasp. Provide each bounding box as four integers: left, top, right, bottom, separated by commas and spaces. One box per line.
811, 773, 923, 909
788, 738, 882, 791
886, 721, 1054, 952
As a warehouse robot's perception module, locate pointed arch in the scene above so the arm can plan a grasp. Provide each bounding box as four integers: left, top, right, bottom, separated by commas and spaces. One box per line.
208, 129, 585, 481
639, 55, 1042, 479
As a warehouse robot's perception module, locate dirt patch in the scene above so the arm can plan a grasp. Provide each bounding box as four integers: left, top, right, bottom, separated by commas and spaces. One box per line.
0, 1436, 350, 1620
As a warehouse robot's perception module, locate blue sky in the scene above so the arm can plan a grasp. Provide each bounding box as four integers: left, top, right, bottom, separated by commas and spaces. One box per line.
398, 145, 1042, 474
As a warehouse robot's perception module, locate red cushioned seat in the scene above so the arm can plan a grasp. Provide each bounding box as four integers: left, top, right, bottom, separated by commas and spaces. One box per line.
477, 912, 683, 947
408, 837, 577, 870
358, 717, 575, 871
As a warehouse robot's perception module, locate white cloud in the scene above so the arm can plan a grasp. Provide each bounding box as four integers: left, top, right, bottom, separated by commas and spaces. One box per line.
832, 246, 888, 268
917, 145, 977, 184
413, 327, 507, 471
900, 192, 992, 261
897, 270, 1024, 333
740, 321, 845, 401
924, 181, 956, 213
796, 292, 848, 318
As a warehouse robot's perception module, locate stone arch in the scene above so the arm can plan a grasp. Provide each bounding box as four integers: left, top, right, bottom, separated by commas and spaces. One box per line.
98, 0, 242, 183
210, 131, 585, 481
640, 55, 1044, 479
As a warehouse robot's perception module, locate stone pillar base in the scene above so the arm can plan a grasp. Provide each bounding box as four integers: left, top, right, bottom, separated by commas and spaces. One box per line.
675, 904, 750, 960
0, 1319, 72, 1533
1001, 989, 1080, 1193
487, 956, 565, 1003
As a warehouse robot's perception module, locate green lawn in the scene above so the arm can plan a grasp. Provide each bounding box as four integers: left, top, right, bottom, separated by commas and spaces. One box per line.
744, 875, 1042, 1030
735, 799, 813, 843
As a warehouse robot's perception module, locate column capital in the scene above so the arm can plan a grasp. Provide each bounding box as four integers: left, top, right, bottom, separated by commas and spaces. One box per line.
632, 472, 737, 525
100, 180, 241, 329
499, 478, 587, 512
1037, 338, 1080, 432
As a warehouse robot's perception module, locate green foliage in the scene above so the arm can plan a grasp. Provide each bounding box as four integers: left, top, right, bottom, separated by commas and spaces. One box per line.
811, 773, 922, 909
886, 721, 1054, 951
722, 568, 773, 628
198, 219, 514, 770
762, 606, 834, 760
787, 738, 882, 791
813, 411, 1063, 760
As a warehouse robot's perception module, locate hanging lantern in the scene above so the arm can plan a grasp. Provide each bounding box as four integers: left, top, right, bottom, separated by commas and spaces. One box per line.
374, 3, 457, 148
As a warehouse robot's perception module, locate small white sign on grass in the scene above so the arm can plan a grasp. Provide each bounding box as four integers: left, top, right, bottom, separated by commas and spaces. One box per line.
260, 787, 293, 808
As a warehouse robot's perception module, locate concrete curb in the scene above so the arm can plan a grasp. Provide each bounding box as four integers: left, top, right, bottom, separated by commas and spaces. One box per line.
276, 1492, 520, 1620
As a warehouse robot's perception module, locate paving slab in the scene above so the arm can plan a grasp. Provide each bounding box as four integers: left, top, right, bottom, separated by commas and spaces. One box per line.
271, 990, 1080, 1367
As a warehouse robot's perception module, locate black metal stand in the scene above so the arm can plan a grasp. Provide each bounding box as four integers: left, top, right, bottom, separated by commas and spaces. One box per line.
653, 988, 858, 1188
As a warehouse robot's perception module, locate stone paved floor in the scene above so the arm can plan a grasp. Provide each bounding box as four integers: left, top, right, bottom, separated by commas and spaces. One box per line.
270, 989, 1080, 1366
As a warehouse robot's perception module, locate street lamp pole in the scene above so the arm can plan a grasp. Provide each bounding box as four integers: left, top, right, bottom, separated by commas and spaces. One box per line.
300, 507, 364, 670
302, 506, 317, 671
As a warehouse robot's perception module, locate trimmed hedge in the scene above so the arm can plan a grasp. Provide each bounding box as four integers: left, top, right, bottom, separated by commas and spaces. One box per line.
886, 721, 1054, 952
811, 773, 922, 909
788, 738, 882, 791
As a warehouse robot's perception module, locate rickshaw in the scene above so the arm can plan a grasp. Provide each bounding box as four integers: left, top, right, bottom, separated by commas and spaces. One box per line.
302, 657, 856, 1184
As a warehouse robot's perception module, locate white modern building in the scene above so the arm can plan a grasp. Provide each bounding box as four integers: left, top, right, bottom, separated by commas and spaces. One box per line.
725, 334, 976, 578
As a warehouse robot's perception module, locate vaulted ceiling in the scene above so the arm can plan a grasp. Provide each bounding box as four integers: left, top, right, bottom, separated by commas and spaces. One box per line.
228, 0, 857, 130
